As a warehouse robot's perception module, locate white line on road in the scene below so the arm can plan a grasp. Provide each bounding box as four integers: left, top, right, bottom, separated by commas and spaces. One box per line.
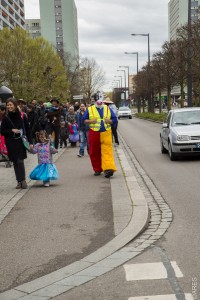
128, 294, 194, 300
124, 261, 183, 281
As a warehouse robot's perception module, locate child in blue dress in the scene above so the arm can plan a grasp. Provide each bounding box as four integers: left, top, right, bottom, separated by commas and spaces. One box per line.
29, 130, 59, 187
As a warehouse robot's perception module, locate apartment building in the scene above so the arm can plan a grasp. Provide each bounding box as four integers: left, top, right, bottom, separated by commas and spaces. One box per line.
0, 0, 25, 30
168, 0, 200, 40
25, 19, 41, 39
39, 0, 79, 58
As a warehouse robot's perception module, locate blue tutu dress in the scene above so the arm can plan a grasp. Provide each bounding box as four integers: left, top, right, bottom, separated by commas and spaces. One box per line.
29, 142, 59, 181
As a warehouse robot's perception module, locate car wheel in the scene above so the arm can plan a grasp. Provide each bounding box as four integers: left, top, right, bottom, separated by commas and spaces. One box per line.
118, 117, 120, 119
160, 137, 167, 154
129, 116, 132, 119
168, 141, 176, 161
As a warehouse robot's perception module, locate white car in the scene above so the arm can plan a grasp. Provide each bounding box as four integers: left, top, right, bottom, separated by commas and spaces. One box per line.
160, 107, 200, 160
117, 107, 132, 119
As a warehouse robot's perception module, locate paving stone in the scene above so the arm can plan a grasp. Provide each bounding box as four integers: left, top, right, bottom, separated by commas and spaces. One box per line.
31, 284, 74, 297
16, 295, 50, 300
0, 289, 27, 300
75, 265, 112, 277
16, 261, 92, 293
55, 275, 94, 286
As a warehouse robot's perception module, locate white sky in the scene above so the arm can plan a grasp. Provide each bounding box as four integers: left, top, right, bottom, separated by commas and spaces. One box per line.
24, 0, 169, 91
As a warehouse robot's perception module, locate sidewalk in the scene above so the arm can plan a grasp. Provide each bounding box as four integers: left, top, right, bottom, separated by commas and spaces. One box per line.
0, 143, 149, 300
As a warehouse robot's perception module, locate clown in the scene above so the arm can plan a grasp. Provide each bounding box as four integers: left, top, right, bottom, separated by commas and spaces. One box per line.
83, 92, 117, 178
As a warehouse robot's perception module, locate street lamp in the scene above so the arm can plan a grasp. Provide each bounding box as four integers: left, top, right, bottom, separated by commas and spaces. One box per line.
119, 65, 130, 100
117, 69, 126, 103
131, 34, 150, 66
112, 80, 120, 88
114, 75, 122, 88
125, 52, 139, 112
125, 52, 138, 74
131, 33, 152, 111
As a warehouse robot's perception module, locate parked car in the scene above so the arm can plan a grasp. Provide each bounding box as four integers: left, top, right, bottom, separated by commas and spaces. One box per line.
160, 107, 200, 160
117, 107, 132, 119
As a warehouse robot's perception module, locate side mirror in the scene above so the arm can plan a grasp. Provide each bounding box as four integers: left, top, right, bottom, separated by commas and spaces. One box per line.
162, 123, 168, 128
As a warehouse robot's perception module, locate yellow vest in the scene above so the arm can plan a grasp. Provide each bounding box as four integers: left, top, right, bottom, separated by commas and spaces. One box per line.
88, 105, 111, 131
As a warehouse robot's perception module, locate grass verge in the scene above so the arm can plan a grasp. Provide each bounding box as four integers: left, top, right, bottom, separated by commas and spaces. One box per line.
135, 112, 167, 123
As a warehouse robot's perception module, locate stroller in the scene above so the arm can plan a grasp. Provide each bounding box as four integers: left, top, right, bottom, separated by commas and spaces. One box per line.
0, 134, 12, 168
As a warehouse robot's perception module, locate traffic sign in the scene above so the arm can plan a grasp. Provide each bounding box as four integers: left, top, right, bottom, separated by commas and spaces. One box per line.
73, 95, 83, 100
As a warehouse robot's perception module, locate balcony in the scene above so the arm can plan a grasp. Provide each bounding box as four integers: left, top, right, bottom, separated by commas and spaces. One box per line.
9, 6, 14, 14
2, 9, 8, 18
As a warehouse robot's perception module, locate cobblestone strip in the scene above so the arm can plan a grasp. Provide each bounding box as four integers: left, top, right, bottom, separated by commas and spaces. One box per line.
118, 133, 173, 253
0, 149, 65, 226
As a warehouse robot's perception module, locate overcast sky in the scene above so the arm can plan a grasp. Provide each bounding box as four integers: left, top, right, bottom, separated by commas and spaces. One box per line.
24, 0, 169, 91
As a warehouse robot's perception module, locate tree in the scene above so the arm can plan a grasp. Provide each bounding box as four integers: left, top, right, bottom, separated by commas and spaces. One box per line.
159, 41, 177, 111
62, 51, 80, 100
134, 69, 149, 112
0, 27, 69, 101
79, 57, 106, 101
151, 52, 165, 113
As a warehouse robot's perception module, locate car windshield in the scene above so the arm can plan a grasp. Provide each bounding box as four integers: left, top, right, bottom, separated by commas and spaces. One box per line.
119, 107, 130, 111
172, 110, 200, 126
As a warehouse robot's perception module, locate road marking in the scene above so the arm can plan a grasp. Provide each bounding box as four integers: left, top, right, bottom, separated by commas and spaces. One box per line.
124, 261, 183, 281
128, 294, 194, 300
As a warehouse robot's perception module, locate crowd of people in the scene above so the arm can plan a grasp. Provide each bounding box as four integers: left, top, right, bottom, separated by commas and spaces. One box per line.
0, 93, 119, 188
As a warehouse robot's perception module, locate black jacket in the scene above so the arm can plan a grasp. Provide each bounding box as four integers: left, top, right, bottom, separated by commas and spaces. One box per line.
1, 110, 32, 162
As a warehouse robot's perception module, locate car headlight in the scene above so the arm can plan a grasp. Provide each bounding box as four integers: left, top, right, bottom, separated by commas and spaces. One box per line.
177, 135, 191, 141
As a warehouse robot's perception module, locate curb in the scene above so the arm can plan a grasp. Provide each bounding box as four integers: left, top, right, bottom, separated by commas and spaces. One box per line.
0, 144, 149, 300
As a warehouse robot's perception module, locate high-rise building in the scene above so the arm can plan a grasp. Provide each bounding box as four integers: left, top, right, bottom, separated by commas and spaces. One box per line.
0, 0, 25, 30
25, 19, 41, 39
168, 0, 200, 40
39, 0, 79, 58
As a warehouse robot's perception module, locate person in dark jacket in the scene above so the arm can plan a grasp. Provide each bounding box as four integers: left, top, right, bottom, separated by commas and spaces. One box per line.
37, 101, 48, 130
46, 98, 61, 149
1, 98, 33, 189
27, 104, 41, 142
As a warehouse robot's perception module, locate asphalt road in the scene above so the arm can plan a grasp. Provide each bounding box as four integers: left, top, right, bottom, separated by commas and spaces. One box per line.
54, 117, 200, 299
118, 116, 200, 281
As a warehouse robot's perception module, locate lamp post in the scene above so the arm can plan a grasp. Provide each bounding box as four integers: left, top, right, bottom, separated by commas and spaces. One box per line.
117, 69, 126, 104
131, 33, 151, 111
114, 75, 122, 88
125, 52, 140, 112
119, 65, 129, 95
131, 34, 150, 67
112, 80, 120, 88
125, 52, 138, 74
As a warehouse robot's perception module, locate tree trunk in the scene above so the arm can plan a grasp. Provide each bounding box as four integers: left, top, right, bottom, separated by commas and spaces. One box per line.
180, 81, 184, 108
167, 86, 171, 111
142, 98, 145, 113
151, 90, 155, 113
159, 90, 162, 113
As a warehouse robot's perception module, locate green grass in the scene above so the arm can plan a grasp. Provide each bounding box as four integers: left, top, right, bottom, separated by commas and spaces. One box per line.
135, 112, 167, 123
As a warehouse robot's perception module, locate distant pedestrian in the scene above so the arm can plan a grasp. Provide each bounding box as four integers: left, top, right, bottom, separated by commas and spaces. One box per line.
27, 104, 41, 142
29, 130, 59, 187
59, 116, 68, 148
46, 98, 61, 150
66, 106, 77, 124
1, 98, 33, 189
68, 118, 79, 147
77, 103, 89, 157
